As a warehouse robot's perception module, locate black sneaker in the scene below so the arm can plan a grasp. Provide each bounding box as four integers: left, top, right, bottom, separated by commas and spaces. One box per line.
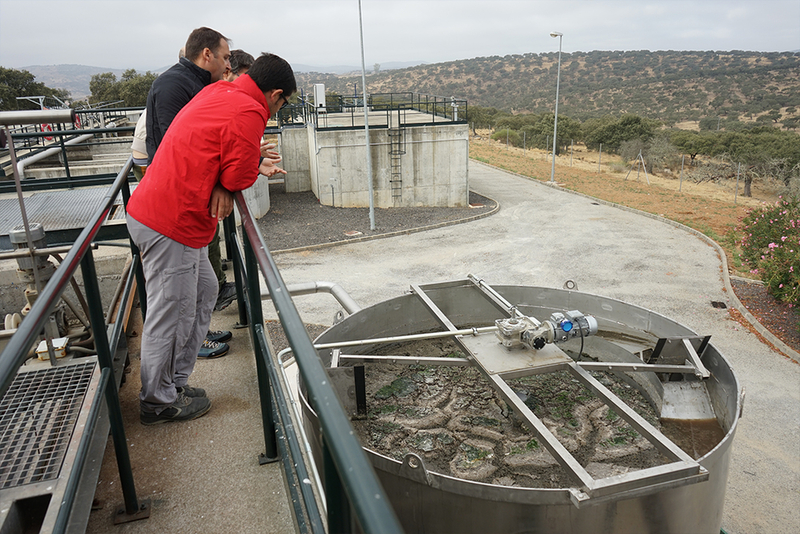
198, 339, 229, 359
140, 393, 211, 425
214, 282, 237, 311
206, 329, 232, 343
176, 385, 206, 397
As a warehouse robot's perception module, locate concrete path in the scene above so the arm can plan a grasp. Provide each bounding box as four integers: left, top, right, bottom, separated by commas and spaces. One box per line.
267, 161, 799, 534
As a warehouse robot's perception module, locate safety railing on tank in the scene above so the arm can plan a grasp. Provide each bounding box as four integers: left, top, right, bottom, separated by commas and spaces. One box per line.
220, 192, 404, 534
0, 108, 150, 531
277, 92, 468, 131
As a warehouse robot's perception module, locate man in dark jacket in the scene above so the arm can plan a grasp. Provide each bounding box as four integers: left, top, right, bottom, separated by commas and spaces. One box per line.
144, 27, 234, 358
145, 27, 230, 162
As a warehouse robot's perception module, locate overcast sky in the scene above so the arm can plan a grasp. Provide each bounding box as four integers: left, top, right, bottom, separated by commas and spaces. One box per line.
1, 0, 798, 72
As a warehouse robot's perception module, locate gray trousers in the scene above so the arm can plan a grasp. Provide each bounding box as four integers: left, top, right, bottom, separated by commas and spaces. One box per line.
127, 215, 218, 413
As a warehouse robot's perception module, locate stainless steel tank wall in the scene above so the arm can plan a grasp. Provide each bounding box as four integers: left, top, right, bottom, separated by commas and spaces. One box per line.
303, 284, 741, 534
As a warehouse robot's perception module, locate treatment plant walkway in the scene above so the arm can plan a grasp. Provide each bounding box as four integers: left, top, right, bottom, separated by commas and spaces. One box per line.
89, 160, 798, 533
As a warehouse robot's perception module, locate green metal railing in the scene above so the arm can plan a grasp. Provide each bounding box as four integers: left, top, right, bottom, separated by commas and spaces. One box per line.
0, 141, 403, 531
278, 91, 468, 131
223, 192, 404, 534
0, 157, 148, 531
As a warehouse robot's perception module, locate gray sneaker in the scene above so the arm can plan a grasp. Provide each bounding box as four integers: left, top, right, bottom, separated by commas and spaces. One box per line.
214, 282, 237, 311
140, 393, 211, 425
198, 339, 229, 359
176, 385, 206, 398
206, 329, 232, 343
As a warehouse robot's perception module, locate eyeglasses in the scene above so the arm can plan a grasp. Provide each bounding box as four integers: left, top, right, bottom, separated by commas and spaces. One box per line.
280, 92, 291, 110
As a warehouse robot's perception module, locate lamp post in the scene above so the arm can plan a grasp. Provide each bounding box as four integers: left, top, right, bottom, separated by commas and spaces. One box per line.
549, 31, 563, 183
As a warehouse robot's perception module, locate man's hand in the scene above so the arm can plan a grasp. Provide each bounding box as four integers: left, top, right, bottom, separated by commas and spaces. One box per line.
209, 184, 234, 220
260, 141, 280, 160
259, 158, 287, 178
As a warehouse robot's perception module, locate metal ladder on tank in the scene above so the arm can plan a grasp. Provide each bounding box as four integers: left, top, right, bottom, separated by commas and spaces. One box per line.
388, 108, 405, 202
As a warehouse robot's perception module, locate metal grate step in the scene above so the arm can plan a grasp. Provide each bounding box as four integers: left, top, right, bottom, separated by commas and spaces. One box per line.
0, 361, 96, 489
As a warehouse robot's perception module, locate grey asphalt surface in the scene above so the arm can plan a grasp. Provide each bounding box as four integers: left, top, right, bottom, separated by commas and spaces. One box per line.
265, 160, 800, 534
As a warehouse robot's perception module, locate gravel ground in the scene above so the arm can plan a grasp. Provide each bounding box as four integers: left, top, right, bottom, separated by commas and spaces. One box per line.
257, 183, 496, 253
257, 183, 799, 354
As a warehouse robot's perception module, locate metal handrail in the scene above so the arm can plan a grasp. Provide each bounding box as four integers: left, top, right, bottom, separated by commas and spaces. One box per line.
278, 91, 468, 130
230, 191, 404, 533
0, 157, 145, 528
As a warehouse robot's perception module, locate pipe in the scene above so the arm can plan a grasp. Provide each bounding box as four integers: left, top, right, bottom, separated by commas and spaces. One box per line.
261, 281, 362, 316
15, 133, 94, 177
0, 109, 75, 126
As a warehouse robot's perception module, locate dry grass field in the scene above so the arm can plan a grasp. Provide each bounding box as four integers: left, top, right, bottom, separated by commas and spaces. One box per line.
469, 133, 784, 277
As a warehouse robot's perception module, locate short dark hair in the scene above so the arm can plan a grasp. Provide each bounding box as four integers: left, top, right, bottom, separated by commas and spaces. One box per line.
184, 27, 229, 62
247, 53, 296, 98
230, 49, 255, 75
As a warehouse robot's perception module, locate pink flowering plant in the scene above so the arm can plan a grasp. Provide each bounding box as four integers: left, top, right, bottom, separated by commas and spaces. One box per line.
738, 196, 800, 321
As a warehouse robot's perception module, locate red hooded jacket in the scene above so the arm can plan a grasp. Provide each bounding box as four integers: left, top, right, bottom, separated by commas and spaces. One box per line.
127, 74, 271, 248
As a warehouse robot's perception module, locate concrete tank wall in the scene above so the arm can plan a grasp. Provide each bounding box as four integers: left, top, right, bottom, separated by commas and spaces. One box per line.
281, 126, 312, 193
283, 122, 469, 208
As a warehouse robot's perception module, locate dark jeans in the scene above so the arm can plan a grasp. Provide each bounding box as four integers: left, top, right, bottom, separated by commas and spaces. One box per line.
208, 225, 226, 289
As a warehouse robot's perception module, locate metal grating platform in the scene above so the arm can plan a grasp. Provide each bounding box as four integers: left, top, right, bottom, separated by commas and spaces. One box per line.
0, 185, 134, 249
0, 361, 96, 489
0, 188, 127, 233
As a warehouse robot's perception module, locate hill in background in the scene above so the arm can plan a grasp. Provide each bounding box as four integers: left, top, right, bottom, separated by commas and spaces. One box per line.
18, 61, 426, 101
297, 50, 800, 127
16, 51, 800, 128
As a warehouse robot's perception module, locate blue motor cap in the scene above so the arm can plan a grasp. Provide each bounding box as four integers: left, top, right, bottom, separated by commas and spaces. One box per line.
560, 319, 573, 332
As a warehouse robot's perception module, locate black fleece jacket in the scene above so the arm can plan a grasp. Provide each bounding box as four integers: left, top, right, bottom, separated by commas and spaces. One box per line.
145, 57, 212, 162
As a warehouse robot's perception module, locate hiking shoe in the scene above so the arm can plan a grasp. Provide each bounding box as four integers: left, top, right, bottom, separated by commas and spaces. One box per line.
198, 339, 229, 359
214, 282, 237, 311
206, 329, 232, 343
176, 385, 206, 398
140, 393, 211, 425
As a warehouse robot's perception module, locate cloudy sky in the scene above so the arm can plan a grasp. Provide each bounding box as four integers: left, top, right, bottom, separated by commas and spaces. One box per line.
1, 0, 798, 72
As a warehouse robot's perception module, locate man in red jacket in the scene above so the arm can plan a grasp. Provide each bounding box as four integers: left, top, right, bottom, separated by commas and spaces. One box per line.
127, 53, 296, 425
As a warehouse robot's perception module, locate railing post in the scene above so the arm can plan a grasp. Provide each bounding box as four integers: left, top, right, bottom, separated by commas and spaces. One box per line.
79, 248, 147, 518
56, 124, 73, 184
324, 437, 353, 534
224, 214, 248, 328
243, 233, 279, 462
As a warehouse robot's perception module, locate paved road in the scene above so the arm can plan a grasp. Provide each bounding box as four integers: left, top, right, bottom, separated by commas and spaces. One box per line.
269, 160, 800, 534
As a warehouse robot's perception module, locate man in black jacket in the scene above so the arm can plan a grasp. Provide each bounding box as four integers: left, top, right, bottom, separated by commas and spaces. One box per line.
145, 27, 231, 162
144, 26, 233, 359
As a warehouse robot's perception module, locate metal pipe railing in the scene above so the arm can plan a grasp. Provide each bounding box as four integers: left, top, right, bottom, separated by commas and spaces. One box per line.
231, 191, 404, 533
0, 156, 146, 527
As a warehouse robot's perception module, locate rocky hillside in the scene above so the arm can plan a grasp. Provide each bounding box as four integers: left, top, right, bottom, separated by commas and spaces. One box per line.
297, 50, 800, 127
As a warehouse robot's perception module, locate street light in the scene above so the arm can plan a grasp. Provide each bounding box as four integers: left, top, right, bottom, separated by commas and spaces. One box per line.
549, 31, 563, 183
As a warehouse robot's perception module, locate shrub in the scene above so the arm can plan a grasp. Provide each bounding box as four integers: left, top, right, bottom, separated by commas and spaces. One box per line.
491, 129, 522, 148
739, 197, 800, 319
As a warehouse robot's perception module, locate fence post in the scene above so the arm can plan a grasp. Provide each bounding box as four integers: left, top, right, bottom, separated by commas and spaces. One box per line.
598, 143, 602, 172
80, 249, 145, 518
243, 234, 279, 463
223, 215, 247, 328
679, 154, 685, 192
324, 437, 353, 533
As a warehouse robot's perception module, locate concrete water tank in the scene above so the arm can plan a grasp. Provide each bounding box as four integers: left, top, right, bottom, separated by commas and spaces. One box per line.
300, 278, 741, 534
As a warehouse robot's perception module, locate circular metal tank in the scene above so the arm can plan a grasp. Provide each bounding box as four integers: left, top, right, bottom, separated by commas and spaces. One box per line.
300, 281, 741, 534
